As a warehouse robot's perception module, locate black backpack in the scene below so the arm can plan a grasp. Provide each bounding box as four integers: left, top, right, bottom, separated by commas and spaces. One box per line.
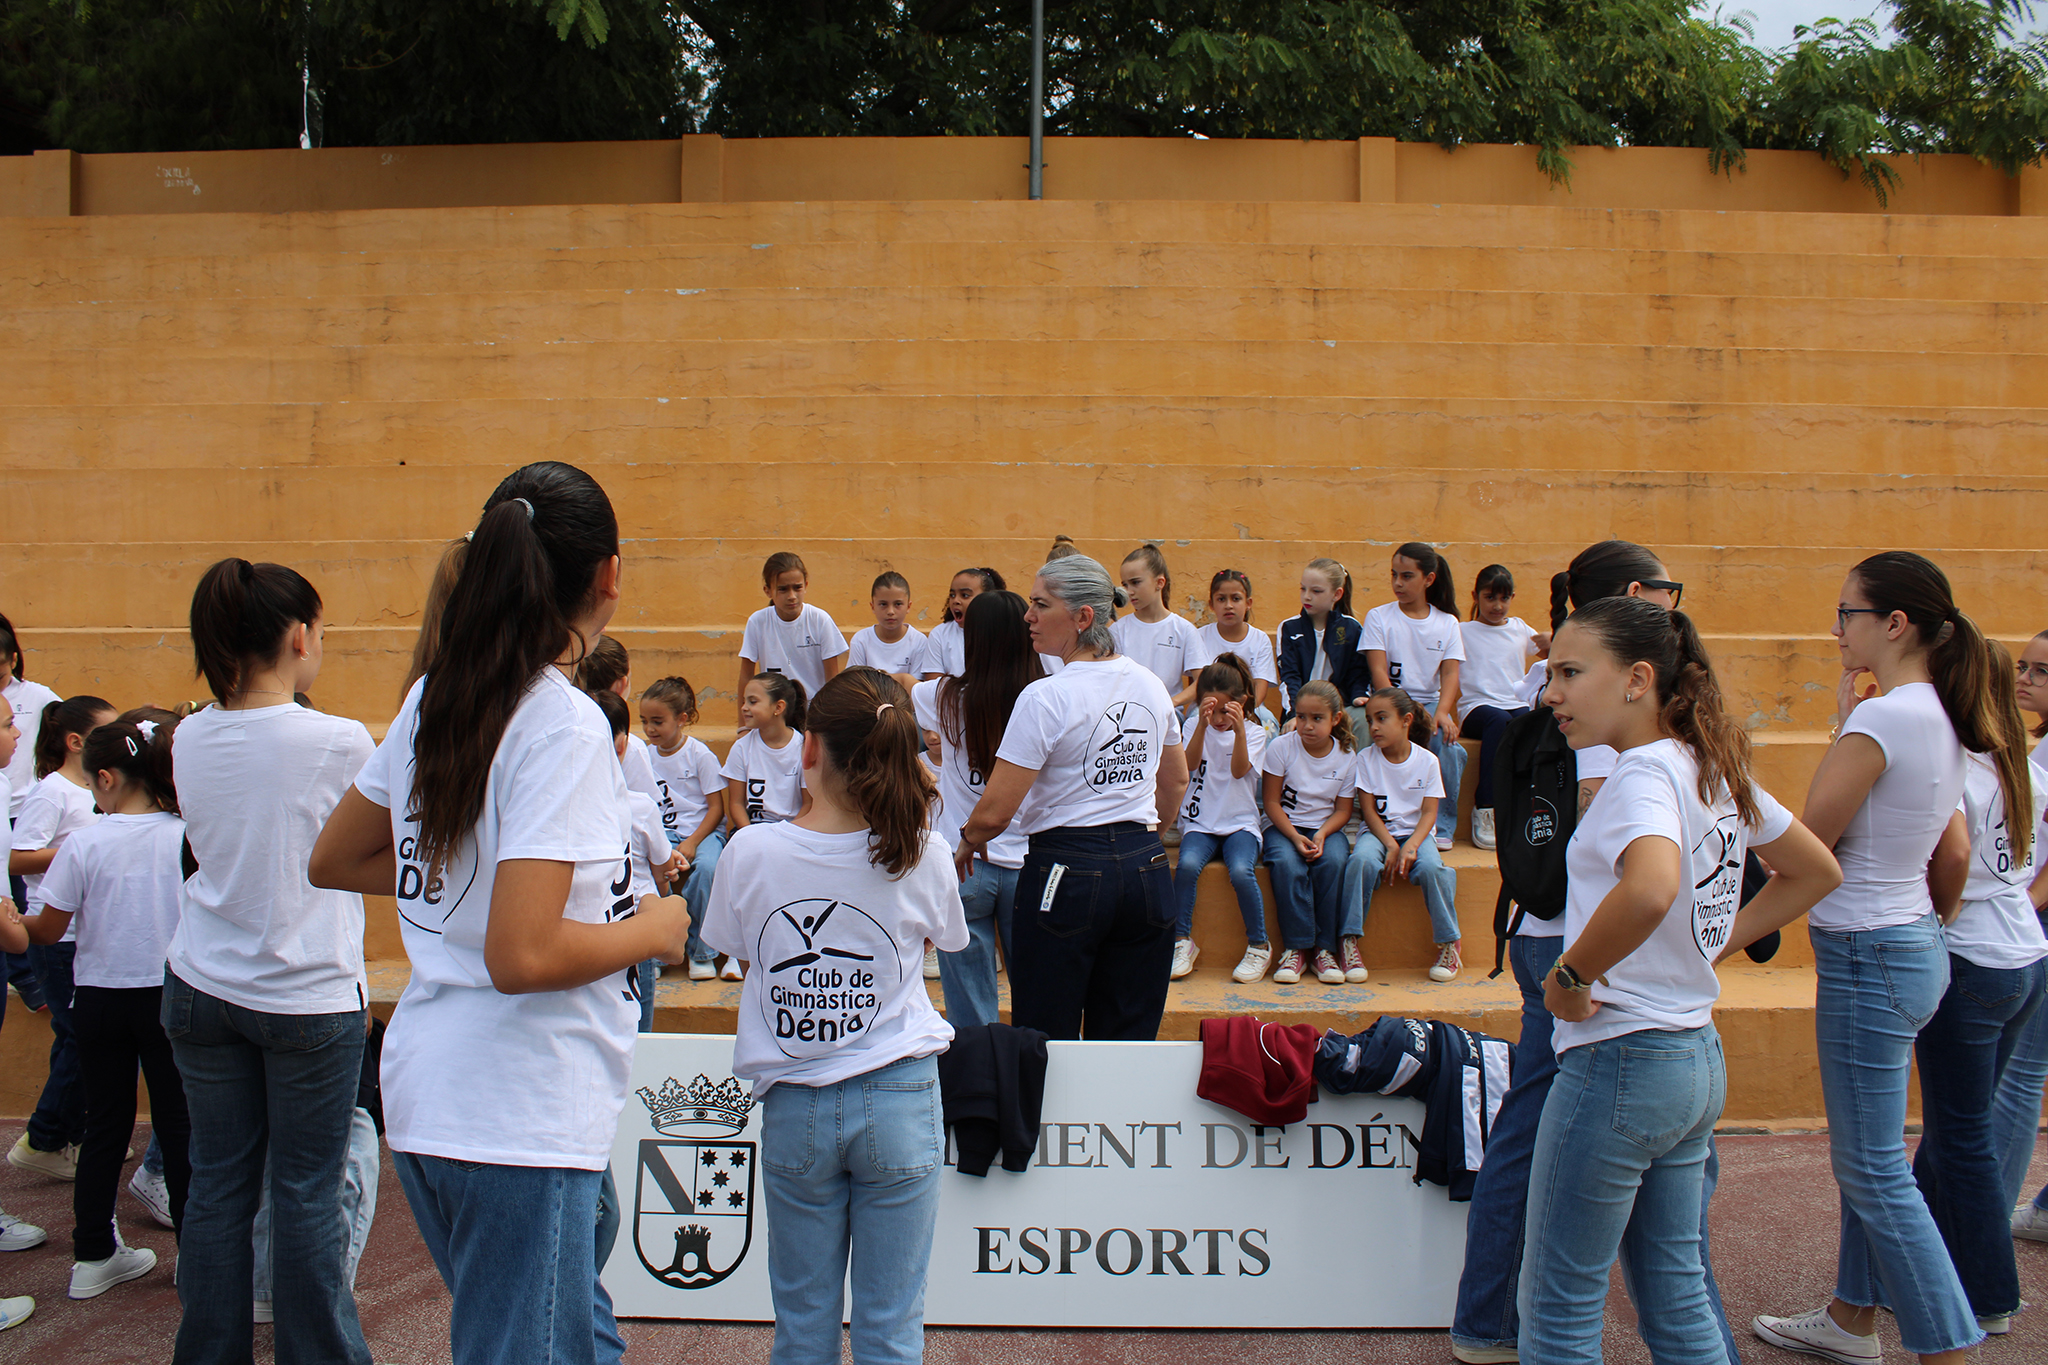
1487, 707, 1578, 977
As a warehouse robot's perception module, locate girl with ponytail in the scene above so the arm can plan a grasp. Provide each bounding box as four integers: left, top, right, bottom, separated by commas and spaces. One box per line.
1521, 596, 1839, 1361
702, 666, 966, 1365
1360, 542, 1467, 849
1757, 550, 2020, 1363
1994, 628, 2048, 1243
311, 462, 690, 1365
0, 612, 60, 831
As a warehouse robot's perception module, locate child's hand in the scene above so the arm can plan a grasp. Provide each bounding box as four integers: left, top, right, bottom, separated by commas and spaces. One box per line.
1304, 834, 1324, 861
643, 893, 692, 964
1836, 667, 1878, 729
1198, 695, 1219, 726
1380, 839, 1401, 884
1396, 843, 1420, 881
678, 837, 701, 863
1533, 631, 1553, 659
1223, 700, 1245, 730
1435, 710, 1459, 745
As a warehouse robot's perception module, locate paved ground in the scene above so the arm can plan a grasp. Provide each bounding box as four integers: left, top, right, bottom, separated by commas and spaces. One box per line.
0, 1123, 2042, 1362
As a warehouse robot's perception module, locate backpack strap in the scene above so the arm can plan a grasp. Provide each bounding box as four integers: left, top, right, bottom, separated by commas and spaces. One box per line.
1489, 883, 1524, 979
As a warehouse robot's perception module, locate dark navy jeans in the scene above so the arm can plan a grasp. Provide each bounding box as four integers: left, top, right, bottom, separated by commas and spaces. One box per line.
26, 941, 83, 1152
1009, 823, 1174, 1041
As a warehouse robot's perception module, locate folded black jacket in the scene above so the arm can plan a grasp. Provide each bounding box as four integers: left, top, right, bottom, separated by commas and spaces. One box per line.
937, 1022, 1049, 1176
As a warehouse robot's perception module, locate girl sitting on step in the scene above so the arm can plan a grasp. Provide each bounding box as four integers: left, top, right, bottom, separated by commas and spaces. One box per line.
1259, 681, 1356, 986
1170, 653, 1270, 984
1344, 687, 1458, 985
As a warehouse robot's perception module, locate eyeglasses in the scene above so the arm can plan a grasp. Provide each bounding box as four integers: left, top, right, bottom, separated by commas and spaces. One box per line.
2018, 661, 2048, 685
1836, 606, 1887, 629
1637, 579, 1684, 610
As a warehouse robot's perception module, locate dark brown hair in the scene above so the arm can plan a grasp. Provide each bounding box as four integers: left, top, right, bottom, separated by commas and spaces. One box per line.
1849, 552, 2029, 853
939, 591, 1042, 781
1208, 569, 1254, 623
1194, 651, 1256, 704
808, 667, 936, 877
1982, 641, 2035, 863
575, 635, 630, 693
749, 671, 808, 733
1394, 542, 1458, 617
643, 676, 699, 721
1471, 564, 1515, 620
34, 696, 114, 779
870, 571, 909, 596
1292, 680, 1356, 753
589, 687, 630, 739
1550, 540, 1664, 632
404, 539, 467, 700
83, 707, 182, 814
0, 611, 24, 681
1366, 686, 1434, 747
762, 551, 807, 589
189, 559, 323, 703
411, 462, 620, 873
1124, 543, 1172, 597
1567, 597, 1758, 826
1045, 535, 1081, 563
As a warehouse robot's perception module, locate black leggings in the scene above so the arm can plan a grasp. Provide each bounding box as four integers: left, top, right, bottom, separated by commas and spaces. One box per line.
73, 984, 190, 1261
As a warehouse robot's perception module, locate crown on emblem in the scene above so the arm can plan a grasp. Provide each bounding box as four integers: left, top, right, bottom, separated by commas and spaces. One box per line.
637, 1073, 754, 1136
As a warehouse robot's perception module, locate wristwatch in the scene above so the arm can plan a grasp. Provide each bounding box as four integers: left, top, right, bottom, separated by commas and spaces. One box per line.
1551, 957, 1594, 992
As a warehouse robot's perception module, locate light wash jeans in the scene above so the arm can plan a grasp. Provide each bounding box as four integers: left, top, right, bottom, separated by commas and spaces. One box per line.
1519, 1025, 1728, 1365
761, 1052, 943, 1365
1342, 833, 1459, 943
638, 828, 730, 1031
1428, 731, 1467, 844
392, 1151, 621, 1365
254, 1107, 380, 1311
1811, 916, 1981, 1355
1261, 825, 1350, 954
1992, 941, 2048, 1212
1172, 829, 1266, 941
937, 861, 1019, 1031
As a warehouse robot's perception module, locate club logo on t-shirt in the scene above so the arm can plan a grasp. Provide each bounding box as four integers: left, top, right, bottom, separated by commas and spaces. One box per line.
1977, 804, 2034, 881
1185, 759, 1209, 821
1388, 661, 1404, 686
752, 898, 899, 1058
392, 809, 479, 935
1690, 813, 1745, 959
746, 777, 767, 823
1088, 701, 1158, 790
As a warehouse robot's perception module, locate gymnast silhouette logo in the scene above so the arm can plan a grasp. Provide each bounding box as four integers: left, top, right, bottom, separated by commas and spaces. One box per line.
1690, 813, 1746, 959
631, 1075, 756, 1289
753, 898, 898, 1059
1087, 700, 1158, 790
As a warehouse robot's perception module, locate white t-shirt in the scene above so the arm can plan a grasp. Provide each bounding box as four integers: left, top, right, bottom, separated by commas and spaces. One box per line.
1038, 653, 1066, 676
1355, 743, 1445, 841
648, 737, 725, 844
1555, 739, 1794, 1053
169, 703, 374, 1014
1194, 624, 1280, 689
1181, 719, 1268, 838
739, 604, 848, 699
36, 811, 186, 989
912, 679, 1027, 869
1947, 753, 2048, 970
1808, 683, 1967, 932
1359, 603, 1466, 714
1111, 614, 1205, 696
847, 626, 928, 677
1514, 660, 1550, 709
722, 729, 806, 825
11, 773, 99, 935
356, 669, 637, 1169
923, 620, 965, 678
622, 732, 660, 806
3, 678, 59, 819
627, 788, 670, 902
1458, 618, 1539, 720
997, 657, 1184, 834
1259, 732, 1356, 831
702, 822, 967, 1094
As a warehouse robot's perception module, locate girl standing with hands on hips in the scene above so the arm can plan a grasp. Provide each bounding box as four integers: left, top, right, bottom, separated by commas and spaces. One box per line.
956, 555, 1188, 1041
311, 463, 691, 1365
702, 667, 967, 1365
1754, 551, 2022, 1365
1524, 597, 1839, 1365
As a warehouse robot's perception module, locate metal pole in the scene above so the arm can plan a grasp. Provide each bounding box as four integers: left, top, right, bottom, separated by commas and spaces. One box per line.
1028, 0, 1044, 199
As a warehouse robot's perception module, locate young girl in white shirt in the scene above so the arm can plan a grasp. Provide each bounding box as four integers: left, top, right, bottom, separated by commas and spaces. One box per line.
591, 689, 681, 1031
0, 616, 60, 829
1359, 542, 1467, 851
1171, 654, 1270, 984
1111, 544, 1204, 707
721, 672, 810, 978
1196, 570, 1281, 729
311, 462, 691, 1365
1345, 688, 1458, 985
576, 635, 661, 806
1997, 629, 2048, 1239
1527, 595, 1838, 1364
1459, 564, 1544, 851
640, 676, 726, 982
847, 571, 929, 682
921, 567, 1005, 680
702, 667, 966, 1365
23, 710, 192, 1302
737, 551, 847, 710
1259, 681, 1356, 986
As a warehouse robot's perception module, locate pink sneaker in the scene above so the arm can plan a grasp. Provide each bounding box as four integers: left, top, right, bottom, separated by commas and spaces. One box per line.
1312, 950, 1344, 985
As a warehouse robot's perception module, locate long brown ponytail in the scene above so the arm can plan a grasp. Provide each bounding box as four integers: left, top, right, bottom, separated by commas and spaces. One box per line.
808, 667, 936, 877
1982, 641, 2035, 864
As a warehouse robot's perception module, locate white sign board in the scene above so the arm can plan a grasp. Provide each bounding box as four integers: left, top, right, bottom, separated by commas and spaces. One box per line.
602, 1035, 1469, 1328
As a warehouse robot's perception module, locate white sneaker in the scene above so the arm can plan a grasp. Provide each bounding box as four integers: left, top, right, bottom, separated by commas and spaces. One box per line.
7, 1134, 74, 1181
128, 1166, 175, 1229
1434, 833, 1453, 853
1978, 1307, 2017, 1335
1450, 1345, 1518, 1365
0, 1295, 31, 1331
1272, 949, 1306, 984
687, 957, 716, 981
2014, 1201, 2048, 1242
719, 957, 743, 981
1232, 944, 1272, 983
922, 946, 941, 980
1430, 942, 1462, 982
0, 1213, 46, 1252
1171, 939, 1200, 979
69, 1244, 157, 1299
1473, 808, 1497, 851
1752, 1306, 1882, 1364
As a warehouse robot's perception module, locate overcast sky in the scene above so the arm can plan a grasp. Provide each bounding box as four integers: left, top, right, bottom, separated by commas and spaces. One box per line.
1714, 0, 2044, 48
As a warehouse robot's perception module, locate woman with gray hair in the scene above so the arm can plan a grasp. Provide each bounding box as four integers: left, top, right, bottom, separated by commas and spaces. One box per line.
956, 555, 1189, 1039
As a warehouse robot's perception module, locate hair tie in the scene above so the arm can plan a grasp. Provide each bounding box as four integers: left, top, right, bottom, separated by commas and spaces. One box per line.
1945, 608, 1960, 625
514, 497, 535, 522
135, 720, 158, 744
875, 703, 894, 718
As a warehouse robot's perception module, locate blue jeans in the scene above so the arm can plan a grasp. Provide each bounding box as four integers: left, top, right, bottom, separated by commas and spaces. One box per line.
26, 941, 83, 1152
937, 861, 1019, 1031
1461, 704, 1527, 809
761, 1053, 943, 1365
1912, 953, 2046, 1318
1261, 825, 1350, 954
1430, 732, 1467, 843
254, 1106, 381, 1306
680, 829, 725, 965
1811, 917, 1980, 1354
162, 970, 371, 1365
1992, 942, 2048, 1212
1342, 834, 1459, 943
1172, 830, 1266, 942
1519, 1025, 1728, 1365
393, 1151, 620, 1365
1009, 824, 1175, 1041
